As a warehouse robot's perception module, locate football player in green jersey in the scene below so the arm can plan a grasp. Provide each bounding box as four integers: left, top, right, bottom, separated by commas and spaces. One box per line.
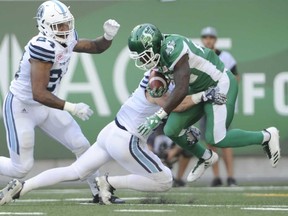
128, 23, 280, 182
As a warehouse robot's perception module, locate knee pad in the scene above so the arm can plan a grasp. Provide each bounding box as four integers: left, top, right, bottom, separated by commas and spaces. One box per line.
71, 135, 90, 158
154, 167, 173, 191
12, 160, 34, 178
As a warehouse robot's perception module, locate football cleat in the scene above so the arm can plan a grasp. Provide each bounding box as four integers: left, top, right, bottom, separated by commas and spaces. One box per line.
95, 176, 115, 205
0, 179, 23, 206
262, 127, 280, 168
90, 193, 125, 204
187, 150, 218, 182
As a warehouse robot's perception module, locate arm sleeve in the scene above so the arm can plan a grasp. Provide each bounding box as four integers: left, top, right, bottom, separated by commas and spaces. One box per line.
139, 71, 151, 89
161, 37, 188, 71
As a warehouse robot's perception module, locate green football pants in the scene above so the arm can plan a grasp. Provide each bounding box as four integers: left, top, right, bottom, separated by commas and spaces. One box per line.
163, 71, 264, 158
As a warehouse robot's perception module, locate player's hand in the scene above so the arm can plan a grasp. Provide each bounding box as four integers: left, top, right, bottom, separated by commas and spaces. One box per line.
202, 87, 227, 105
103, 19, 120, 40
186, 126, 201, 146
137, 108, 168, 136
64, 102, 94, 121
147, 85, 167, 98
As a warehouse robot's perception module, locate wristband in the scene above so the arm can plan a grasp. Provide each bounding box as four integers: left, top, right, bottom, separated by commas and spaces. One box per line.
104, 33, 113, 41
156, 108, 168, 119
64, 102, 76, 114
191, 91, 204, 104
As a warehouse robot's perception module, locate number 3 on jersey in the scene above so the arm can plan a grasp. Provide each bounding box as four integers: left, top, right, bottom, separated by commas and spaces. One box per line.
47, 69, 62, 92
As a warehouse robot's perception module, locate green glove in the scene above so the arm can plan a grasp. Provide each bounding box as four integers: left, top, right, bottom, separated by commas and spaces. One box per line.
147, 85, 168, 98
138, 108, 168, 136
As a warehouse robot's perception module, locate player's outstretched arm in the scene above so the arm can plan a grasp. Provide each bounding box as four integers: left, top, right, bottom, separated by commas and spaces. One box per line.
73, 19, 120, 54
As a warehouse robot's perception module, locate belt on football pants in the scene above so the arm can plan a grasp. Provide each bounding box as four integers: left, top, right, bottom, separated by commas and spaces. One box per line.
115, 117, 128, 131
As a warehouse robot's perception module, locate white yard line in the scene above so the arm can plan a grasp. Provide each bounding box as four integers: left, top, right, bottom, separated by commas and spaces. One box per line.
242, 207, 288, 211
0, 213, 46, 215
114, 209, 176, 213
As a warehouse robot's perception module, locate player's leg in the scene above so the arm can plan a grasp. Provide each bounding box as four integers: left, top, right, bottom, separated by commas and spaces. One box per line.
208, 144, 223, 187
221, 148, 237, 186
0, 138, 111, 205
38, 109, 98, 192
173, 150, 192, 187
96, 122, 172, 204
19, 138, 111, 196
163, 104, 209, 159
206, 72, 280, 166
0, 93, 44, 178
39, 109, 90, 157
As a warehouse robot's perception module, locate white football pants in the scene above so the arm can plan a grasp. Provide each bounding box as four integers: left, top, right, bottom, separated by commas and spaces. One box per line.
0, 92, 90, 178
20, 121, 172, 196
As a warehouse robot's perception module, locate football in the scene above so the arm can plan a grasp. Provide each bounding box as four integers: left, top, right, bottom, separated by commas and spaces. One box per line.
148, 69, 169, 91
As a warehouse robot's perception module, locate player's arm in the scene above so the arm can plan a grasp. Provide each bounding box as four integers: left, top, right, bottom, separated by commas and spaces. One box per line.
73, 37, 112, 54
30, 59, 93, 121
73, 19, 120, 54
30, 59, 65, 109
162, 54, 190, 114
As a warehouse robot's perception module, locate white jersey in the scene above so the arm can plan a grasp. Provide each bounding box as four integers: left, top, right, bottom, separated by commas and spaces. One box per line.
116, 71, 160, 138
10, 32, 78, 104
218, 51, 236, 71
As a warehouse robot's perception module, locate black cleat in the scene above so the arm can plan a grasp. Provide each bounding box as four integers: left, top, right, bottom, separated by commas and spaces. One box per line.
90, 193, 125, 204
210, 177, 222, 187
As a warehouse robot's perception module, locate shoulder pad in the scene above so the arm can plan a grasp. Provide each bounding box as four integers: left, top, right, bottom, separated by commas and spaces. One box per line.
29, 36, 56, 63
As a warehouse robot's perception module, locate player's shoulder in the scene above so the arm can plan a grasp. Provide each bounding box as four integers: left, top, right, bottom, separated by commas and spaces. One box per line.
139, 70, 151, 89
219, 50, 235, 60
160, 34, 189, 70
29, 34, 56, 62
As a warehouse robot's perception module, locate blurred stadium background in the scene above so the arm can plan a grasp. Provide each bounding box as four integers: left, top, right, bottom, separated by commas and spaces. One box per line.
0, 0, 287, 186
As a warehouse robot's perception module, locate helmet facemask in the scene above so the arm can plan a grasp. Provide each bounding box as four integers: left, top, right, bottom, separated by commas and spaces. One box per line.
36, 1, 75, 44
130, 48, 160, 71
50, 17, 74, 44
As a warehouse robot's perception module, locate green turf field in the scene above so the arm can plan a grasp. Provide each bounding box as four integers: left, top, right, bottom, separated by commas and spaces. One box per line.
1, 185, 288, 216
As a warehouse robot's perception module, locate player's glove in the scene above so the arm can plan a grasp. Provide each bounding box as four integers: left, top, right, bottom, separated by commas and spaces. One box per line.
186, 126, 201, 146
191, 87, 227, 105
64, 102, 94, 121
103, 19, 120, 40
138, 108, 168, 136
202, 87, 227, 105
147, 85, 168, 98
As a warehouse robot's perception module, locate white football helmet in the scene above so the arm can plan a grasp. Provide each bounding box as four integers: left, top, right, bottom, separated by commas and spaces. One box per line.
35, 0, 74, 44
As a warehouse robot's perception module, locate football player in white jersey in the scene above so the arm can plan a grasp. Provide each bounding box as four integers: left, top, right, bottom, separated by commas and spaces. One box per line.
0, 0, 120, 203
0, 69, 226, 205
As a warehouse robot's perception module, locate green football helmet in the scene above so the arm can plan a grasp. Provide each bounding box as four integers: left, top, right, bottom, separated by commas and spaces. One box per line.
128, 23, 163, 70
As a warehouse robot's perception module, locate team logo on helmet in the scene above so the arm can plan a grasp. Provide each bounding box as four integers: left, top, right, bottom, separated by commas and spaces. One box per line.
140, 26, 155, 48
36, 5, 45, 21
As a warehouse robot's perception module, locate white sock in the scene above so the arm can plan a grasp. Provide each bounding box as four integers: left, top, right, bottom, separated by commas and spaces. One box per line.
262, 131, 271, 144
20, 166, 79, 196
202, 149, 212, 160
86, 171, 100, 196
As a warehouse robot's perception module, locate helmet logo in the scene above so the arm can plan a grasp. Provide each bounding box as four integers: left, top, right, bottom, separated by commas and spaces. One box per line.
140, 26, 155, 48
165, 40, 176, 56
36, 5, 45, 21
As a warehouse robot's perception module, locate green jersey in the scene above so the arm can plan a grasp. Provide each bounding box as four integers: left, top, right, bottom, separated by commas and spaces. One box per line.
160, 34, 226, 93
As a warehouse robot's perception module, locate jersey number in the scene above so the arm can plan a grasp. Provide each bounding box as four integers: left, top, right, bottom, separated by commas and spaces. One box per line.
47, 69, 62, 92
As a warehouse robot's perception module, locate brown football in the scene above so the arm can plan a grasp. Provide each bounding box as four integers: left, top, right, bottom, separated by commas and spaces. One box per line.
148, 69, 169, 90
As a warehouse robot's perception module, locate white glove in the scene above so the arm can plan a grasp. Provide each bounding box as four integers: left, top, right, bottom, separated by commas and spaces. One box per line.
64, 102, 93, 121
103, 19, 120, 40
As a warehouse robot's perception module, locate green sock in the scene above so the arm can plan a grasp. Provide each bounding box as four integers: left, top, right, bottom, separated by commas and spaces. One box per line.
170, 134, 206, 158
216, 129, 264, 148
